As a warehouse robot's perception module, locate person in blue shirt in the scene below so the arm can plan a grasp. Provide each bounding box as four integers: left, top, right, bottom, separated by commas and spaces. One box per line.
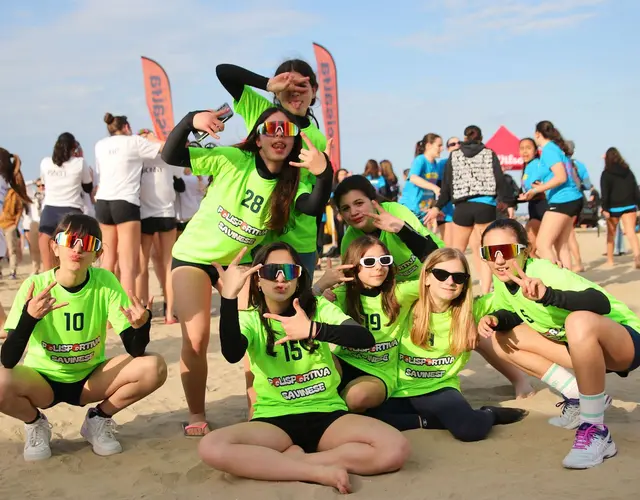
363, 160, 387, 194
520, 138, 546, 257
520, 121, 583, 269
399, 134, 443, 226
565, 140, 590, 272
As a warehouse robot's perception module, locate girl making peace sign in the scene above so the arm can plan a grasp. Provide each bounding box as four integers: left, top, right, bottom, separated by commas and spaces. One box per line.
198, 243, 409, 493
477, 218, 640, 469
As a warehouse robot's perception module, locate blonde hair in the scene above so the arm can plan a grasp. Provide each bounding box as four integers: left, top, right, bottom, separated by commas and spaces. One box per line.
410, 248, 475, 355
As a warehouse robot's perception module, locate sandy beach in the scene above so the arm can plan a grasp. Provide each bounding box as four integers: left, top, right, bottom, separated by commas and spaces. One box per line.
0, 230, 638, 500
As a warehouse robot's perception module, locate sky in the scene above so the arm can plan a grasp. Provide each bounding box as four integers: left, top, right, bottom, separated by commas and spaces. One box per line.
1, 0, 639, 190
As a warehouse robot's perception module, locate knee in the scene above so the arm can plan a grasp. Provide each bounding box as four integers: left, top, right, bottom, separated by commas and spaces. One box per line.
138, 354, 168, 388
198, 430, 230, 468
182, 333, 210, 356
345, 388, 383, 413
379, 432, 411, 472
565, 311, 598, 341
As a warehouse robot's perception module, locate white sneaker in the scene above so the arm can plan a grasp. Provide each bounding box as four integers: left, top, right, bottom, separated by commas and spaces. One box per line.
80, 410, 123, 456
562, 423, 617, 469
23, 414, 53, 461
548, 395, 613, 430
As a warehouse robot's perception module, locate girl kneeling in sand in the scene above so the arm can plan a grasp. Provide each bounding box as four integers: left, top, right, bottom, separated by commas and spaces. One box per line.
368, 248, 528, 441
313, 235, 420, 413
0, 213, 167, 461
199, 243, 410, 494
477, 218, 640, 469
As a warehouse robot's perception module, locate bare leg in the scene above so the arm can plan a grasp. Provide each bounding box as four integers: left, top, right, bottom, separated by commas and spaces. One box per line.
476, 337, 535, 398
158, 230, 177, 320
28, 222, 41, 273
525, 219, 542, 257
38, 233, 55, 271
620, 211, 640, 268
605, 217, 618, 266
115, 221, 141, 294
304, 413, 410, 475
99, 223, 118, 273
340, 377, 387, 412
173, 266, 213, 433
567, 225, 584, 272
198, 422, 351, 493
136, 233, 154, 306
537, 211, 571, 266
0, 366, 54, 422
473, 223, 493, 294
244, 355, 256, 421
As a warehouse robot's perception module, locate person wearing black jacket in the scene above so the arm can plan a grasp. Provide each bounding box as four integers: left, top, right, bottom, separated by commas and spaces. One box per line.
600, 147, 640, 268
425, 125, 509, 295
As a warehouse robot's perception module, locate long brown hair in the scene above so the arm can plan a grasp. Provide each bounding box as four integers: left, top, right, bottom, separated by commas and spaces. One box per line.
363, 159, 380, 179
536, 120, 570, 156
415, 133, 440, 157
236, 107, 303, 234
0, 149, 31, 204
380, 159, 397, 184
410, 248, 475, 356
604, 147, 629, 171
342, 235, 400, 326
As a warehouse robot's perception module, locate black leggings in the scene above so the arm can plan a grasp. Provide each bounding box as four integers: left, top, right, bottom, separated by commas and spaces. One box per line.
367, 387, 493, 442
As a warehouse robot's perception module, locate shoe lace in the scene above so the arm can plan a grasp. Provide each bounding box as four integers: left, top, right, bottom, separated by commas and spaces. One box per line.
572, 425, 599, 450
28, 420, 52, 447
95, 418, 118, 441
555, 397, 578, 417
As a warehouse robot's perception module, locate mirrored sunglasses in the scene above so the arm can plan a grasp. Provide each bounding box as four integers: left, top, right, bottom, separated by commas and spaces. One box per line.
257, 121, 299, 137
54, 232, 102, 252
258, 263, 302, 281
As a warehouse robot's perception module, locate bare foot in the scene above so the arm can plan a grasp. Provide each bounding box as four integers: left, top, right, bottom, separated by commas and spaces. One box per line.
315, 466, 351, 494
514, 380, 536, 399
634, 256, 640, 269
571, 266, 584, 273
283, 445, 305, 458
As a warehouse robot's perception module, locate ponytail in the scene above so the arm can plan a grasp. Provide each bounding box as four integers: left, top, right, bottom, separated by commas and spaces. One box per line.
536, 120, 570, 156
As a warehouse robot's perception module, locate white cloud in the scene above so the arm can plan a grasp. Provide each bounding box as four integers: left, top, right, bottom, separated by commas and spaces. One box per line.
396, 0, 607, 51
0, 0, 318, 179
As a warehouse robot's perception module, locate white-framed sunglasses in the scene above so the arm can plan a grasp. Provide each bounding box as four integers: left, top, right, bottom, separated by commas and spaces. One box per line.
359, 255, 394, 268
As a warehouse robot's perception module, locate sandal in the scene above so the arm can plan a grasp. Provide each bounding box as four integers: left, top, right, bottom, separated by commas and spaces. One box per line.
182, 421, 211, 437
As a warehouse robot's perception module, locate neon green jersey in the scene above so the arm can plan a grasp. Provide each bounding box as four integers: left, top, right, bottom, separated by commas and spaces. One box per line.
332, 281, 419, 394
393, 299, 487, 397
172, 146, 310, 265
4, 268, 131, 383
240, 297, 350, 419
234, 86, 326, 253
340, 202, 445, 281
489, 258, 640, 342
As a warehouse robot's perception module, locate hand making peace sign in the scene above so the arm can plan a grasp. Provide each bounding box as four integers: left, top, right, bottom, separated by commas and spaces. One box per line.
211, 247, 263, 300
289, 132, 328, 176
192, 108, 229, 140
26, 282, 69, 319
506, 260, 547, 301
367, 200, 405, 233
316, 258, 354, 291
264, 298, 314, 345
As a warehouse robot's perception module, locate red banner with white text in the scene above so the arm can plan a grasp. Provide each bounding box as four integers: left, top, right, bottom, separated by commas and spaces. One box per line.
313, 43, 341, 172
141, 56, 174, 141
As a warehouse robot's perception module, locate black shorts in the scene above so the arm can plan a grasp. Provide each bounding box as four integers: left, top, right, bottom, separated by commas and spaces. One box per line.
176, 220, 190, 232
609, 206, 638, 217
252, 411, 348, 453
453, 201, 496, 227
547, 198, 583, 218
528, 199, 548, 221
95, 200, 140, 225
39, 206, 83, 236
38, 368, 98, 408
565, 324, 640, 378
337, 360, 388, 399
171, 257, 225, 286
141, 217, 177, 235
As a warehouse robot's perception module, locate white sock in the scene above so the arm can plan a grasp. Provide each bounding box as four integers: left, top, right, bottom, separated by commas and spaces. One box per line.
541, 364, 579, 399
579, 392, 606, 426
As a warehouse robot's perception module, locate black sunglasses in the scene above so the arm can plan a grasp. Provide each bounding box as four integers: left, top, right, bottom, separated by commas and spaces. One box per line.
447, 141, 461, 148
430, 268, 469, 285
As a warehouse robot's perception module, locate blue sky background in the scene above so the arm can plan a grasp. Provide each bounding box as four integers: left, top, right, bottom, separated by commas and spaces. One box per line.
1, 0, 638, 192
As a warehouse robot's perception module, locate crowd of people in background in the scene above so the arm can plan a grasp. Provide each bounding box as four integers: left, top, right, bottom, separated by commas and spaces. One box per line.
0, 54, 640, 492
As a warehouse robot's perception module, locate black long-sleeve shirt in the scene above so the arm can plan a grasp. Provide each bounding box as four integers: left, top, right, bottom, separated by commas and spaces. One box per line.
219, 297, 375, 364
490, 282, 611, 332
215, 64, 314, 130
381, 223, 440, 262
161, 112, 332, 217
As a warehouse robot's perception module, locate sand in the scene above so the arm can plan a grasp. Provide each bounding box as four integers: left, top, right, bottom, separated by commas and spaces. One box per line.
0, 230, 639, 500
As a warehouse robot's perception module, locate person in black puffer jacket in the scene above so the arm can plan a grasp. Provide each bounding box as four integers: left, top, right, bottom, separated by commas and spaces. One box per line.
600, 147, 640, 268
